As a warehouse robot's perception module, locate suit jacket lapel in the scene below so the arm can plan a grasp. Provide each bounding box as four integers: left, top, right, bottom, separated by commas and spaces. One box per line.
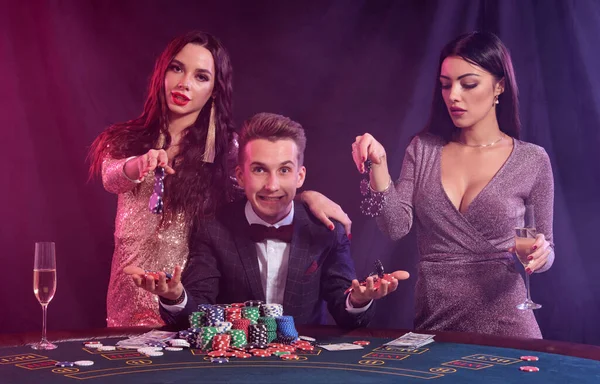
227, 201, 266, 302
283, 204, 312, 310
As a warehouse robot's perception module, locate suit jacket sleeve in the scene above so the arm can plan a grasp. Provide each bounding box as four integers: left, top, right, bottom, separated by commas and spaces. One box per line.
320, 223, 375, 329
160, 219, 221, 327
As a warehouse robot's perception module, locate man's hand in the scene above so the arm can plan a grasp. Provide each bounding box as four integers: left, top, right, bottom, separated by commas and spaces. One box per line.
348, 270, 410, 307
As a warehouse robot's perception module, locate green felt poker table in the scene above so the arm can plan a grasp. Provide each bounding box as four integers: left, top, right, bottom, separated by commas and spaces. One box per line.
1, 325, 599, 383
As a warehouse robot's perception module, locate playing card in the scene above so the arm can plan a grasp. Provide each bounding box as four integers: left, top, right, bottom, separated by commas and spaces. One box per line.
318, 343, 365, 351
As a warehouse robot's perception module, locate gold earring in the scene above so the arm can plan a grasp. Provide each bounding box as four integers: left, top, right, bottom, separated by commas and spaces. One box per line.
202, 101, 216, 163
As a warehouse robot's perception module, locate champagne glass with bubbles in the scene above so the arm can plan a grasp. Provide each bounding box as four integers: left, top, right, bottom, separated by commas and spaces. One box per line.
515, 206, 542, 310
32, 242, 58, 350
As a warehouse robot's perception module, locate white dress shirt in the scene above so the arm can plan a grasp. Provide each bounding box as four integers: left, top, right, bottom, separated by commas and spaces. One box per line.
245, 200, 293, 305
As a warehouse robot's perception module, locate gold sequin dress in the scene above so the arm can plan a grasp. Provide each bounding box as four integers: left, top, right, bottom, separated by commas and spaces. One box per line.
102, 157, 189, 327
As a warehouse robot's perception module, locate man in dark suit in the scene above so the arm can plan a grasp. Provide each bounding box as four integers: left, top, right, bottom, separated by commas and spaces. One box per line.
128, 113, 409, 329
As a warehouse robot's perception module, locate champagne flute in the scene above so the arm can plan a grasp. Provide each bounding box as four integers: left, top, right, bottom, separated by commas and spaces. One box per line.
32, 242, 57, 350
515, 206, 542, 310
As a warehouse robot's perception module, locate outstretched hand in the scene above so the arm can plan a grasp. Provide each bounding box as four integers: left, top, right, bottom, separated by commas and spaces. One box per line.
351, 133, 387, 174
124, 265, 184, 301
348, 270, 410, 307
131, 149, 176, 181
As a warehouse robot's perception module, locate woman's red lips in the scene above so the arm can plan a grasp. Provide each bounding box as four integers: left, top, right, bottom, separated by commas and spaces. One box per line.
171, 92, 190, 106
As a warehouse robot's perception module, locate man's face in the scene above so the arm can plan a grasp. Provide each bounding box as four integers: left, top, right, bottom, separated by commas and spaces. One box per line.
236, 138, 306, 224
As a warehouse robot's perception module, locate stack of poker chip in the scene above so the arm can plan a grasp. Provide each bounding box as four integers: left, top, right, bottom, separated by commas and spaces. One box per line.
242, 306, 260, 324
180, 328, 202, 348
214, 321, 233, 334
228, 329, 247, 347
257, 316, 278, 343
197, 327, 219, 350
244, 300, 264, 307
232, 318, 251, 339
275, 315, 299, 344
224, 306, 243, 322
189, 311, 205, 328
212, 334, 231, 351
248, 324, 269, 346
205, 306, 225, 326
260, 303, 283, 317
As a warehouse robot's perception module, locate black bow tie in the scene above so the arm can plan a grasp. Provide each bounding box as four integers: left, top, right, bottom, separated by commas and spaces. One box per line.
249, 224, 294, 243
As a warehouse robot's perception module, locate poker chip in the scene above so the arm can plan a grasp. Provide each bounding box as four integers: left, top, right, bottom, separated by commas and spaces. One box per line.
299, 336, 316, 342
353, 340, 370, 346
138, 347, 164, 357
138, 347, 162, 353
520, 356, 539, 362
74, 360, 94, 367
98, 345, 116, 351
296, 345, 315, 351
82, 341, 101, 346
281, 354, 300, 360
519, 366, 540, 372
165, 347, 183, 352
211, 357, 229, 364
168, 341, 190, 348
235, 352, 252, 359
85, 343, 102, 349
55, 361, 75, 367
208, 350, 226, 357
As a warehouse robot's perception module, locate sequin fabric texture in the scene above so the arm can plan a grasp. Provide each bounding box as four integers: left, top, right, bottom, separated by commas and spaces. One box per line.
102, 157, 188, 327
376, 134, 555, 338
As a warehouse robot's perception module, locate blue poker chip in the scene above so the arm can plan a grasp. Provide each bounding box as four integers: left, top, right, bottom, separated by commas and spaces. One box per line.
55, 361, 75, 367
211, 357, 229, 364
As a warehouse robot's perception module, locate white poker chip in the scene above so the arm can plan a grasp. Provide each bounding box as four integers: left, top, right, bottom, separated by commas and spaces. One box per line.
165, 347, 183, 351
74, 360, 95, 366
144, 351, 164, 357
98, 346, 116, 351
169, 340, 190, 346
299, 336, 316, 342
138, 347, 162, 353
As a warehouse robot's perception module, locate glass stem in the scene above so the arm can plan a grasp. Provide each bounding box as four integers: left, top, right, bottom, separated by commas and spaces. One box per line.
525, 272, 532, 302
41, 304, 48, 343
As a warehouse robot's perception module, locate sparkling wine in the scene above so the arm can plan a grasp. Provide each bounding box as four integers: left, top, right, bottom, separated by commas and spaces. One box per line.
33, 269, 56, 305
515, 237, 536, 266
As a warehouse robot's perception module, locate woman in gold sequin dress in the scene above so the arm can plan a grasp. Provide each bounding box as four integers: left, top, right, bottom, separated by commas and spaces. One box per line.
89, 31, 352, 327
351, 32, 555, 338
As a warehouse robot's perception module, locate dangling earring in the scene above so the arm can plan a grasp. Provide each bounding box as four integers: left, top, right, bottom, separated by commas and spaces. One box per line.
493, 95, 499, 106
202, 100, 216, 163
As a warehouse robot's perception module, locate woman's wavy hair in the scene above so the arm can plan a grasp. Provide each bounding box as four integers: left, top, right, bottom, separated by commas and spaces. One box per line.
89, 31, 235, 226
423, 31, 521, 141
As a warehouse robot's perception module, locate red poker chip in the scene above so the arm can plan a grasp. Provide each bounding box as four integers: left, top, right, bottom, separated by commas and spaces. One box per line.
281, 354, 299, 360
520, 356, 539, 362
519, 366, 540, 372
296, 345, 314, 351
235, 352, 252, 359
208, 350, 226, 357
353, 340, 370, 346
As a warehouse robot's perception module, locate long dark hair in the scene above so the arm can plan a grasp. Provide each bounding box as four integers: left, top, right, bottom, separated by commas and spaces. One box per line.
89, 31, 235, 226
423, 31, 521, 141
